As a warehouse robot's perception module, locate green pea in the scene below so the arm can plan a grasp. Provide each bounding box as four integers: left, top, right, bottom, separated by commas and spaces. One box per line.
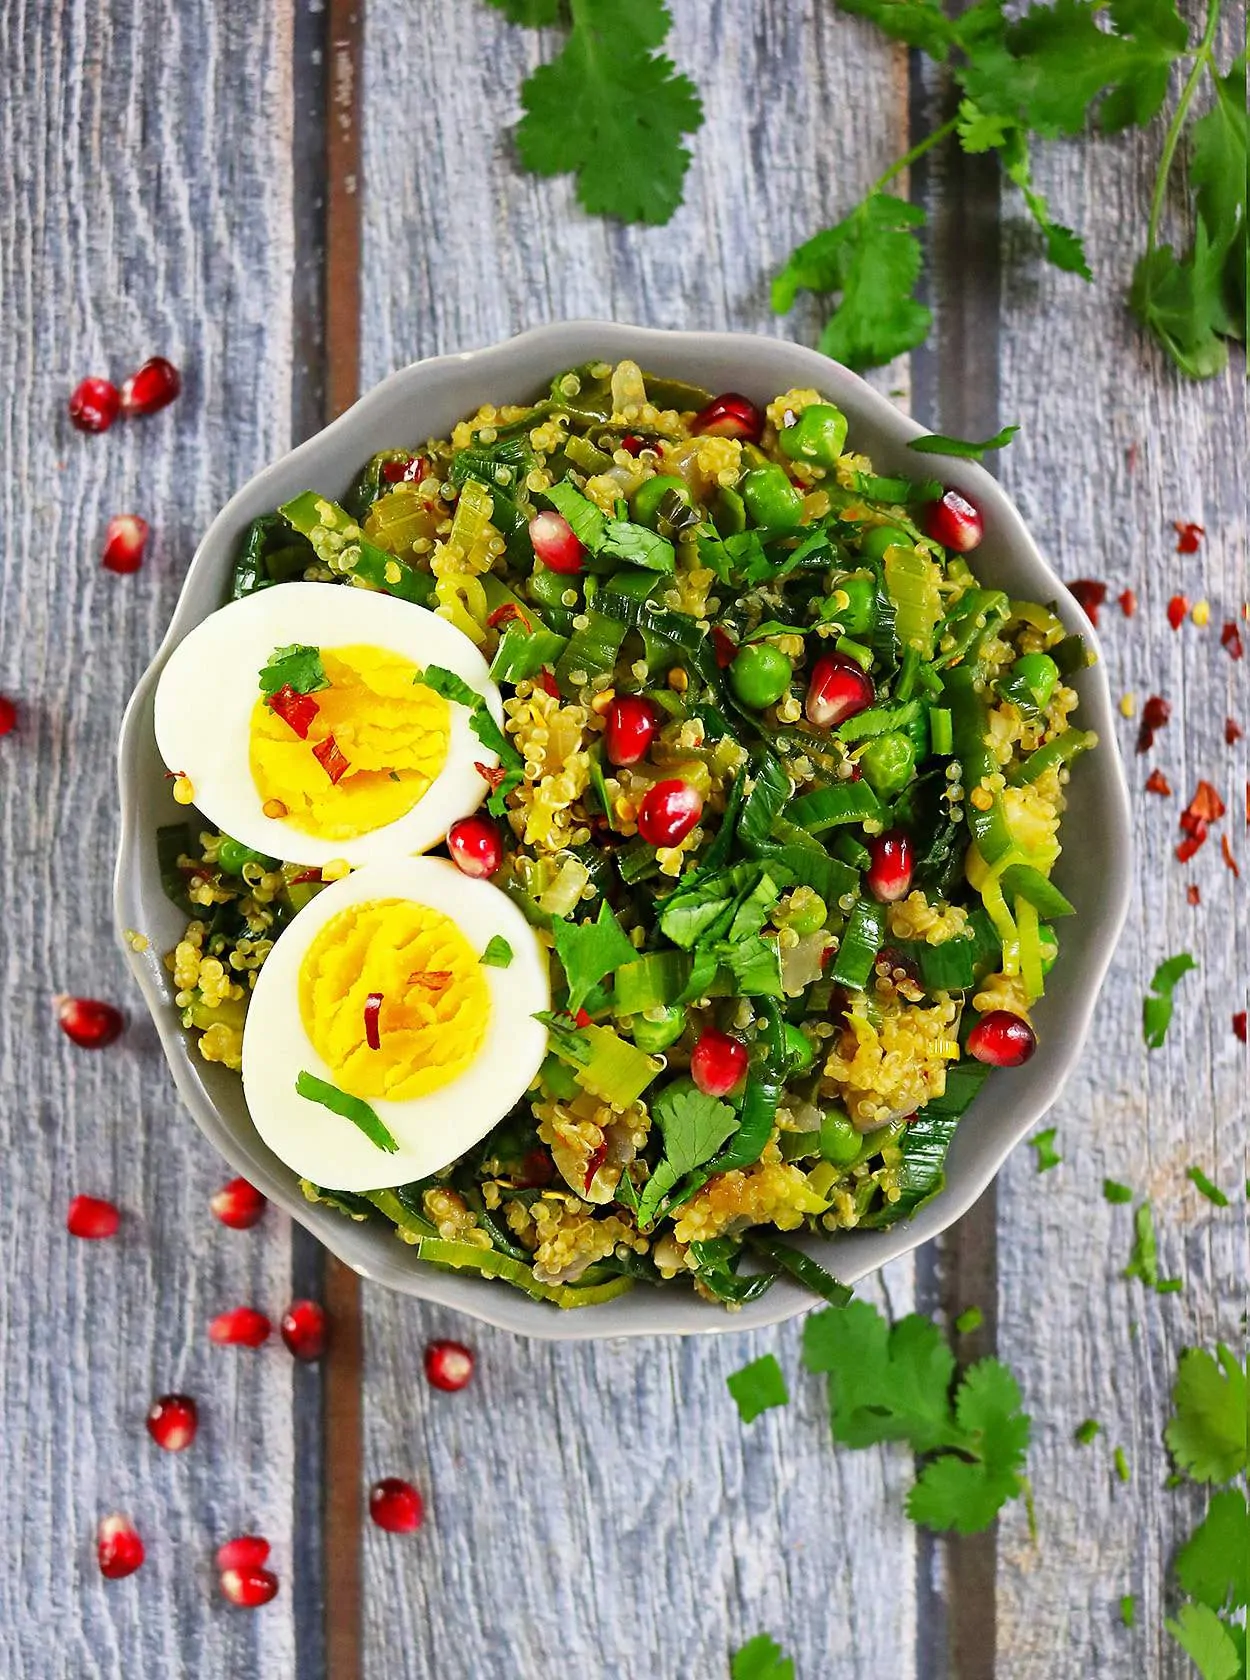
828, 572, 876, 634
1011, 652, 1059, 709
528, 561, 578, 612
1039, 925, 1059, 975
729, 642, 793, 709
217, 837, 275, 875
818, 1109, 861, 1166
859, 730, 916, 798
859, 524, 912, 562
630, 474, 693, 530
741, 463, 805, 531
783, 1022, 815, 1072
631, 1006, 687, 1054
777, 402, 849, 469
786, 889, 828, 936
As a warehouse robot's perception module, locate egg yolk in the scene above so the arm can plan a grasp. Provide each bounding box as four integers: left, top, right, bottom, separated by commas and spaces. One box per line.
249, 646, 450, 840
299, 898, 490, 1102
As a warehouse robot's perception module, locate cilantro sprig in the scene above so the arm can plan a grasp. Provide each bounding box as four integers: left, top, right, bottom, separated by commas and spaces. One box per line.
730, 1635, 795, 1680
726, 1353, 790, 1424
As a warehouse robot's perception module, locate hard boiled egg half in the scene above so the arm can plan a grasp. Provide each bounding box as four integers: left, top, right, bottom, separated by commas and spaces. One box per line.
154, 582, 500, 867
242, 857, 549, 1190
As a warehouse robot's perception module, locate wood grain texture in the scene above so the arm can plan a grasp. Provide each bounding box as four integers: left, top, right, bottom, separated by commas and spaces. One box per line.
991, 51, 1248, 1680
0, 2, 302, 1673
355, 5, 921, 1677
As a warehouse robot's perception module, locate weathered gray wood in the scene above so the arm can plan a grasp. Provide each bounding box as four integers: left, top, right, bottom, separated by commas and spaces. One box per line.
356, 5, 921, 1677
0, 2, 303, 1673
992, 58, 1247, 1679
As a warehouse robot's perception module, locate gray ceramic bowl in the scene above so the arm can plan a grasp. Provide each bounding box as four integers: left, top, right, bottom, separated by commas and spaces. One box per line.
115, 322, 1131, 1339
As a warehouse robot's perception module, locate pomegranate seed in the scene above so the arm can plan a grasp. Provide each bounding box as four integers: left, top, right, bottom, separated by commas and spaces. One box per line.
711, 627, 737, 668
67, 1194, 120, 1239
0, 694, 15, 735
216, 1535, 271, 1573
210, 1176, 266, 1229
381, 455, 426, 484
369, 1477, 424, 1534
637, 779, 703, 847
97, 1513, 144, 1579
1222, 620, 1244, 660
925, 489, 983, 552
603, 695, 659, 767
865, 830, 914, 903
516, 1148, 554, 1188
220, 1566, 279, 1608
280, 1299, 327, 1362
146, 1393, 198, 1452
1166, 594, 1189, 630
1067, 579, 1107, 628
102, 514, 149, 574
119, 356, 181, 417
691, 392, 764, 444
1136, 695, 1171, 754
208, 1307, 272, 1348
1118, 589, 1137, 617
1145, 769, 1172, 796
619, 434, 651, 457
967, 1010, 1037, 1067
1233, 1011, 1246, 1043
689, 1028, 749, 1097
68, 376, 120, 434
528, 511, 585, 575
1173, 521, 1204, 553
55, 994, 125, 1049
424, 1339, 475, 1392
447, 814, 503, 878
1226, 718, 1243, 745
805, 653, 875, 729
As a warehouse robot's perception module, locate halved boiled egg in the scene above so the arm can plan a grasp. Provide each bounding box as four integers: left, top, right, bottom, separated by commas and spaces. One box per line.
154, 581, 500, 866
241, 857, 549, 1190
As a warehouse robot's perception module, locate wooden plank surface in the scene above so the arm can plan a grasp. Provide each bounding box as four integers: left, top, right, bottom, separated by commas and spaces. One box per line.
0, 3, 303, 1674
355, 5, 923, 1678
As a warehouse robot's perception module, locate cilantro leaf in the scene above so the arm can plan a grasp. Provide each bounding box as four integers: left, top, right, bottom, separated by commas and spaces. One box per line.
485, 0, 561, 21
515, 0, 702, 226
1029, 1126, 1062, 1171
906, 1451, 1021, 1534
1103, 1178, 1134, 1203
258, 643, 329, 697
832, 0, 954, 56
731, 1633, 795, 1680
1166, 1345, 1248, 1484
480, 935, 514, 969
650, 1079, 739, 1178
1176, 1488, 1250, 1612
727, 1353, 790, 1424
1143, 951, 1198, 1048
599, 520, 675, 572
802, 1300, 958, 1453
542, 480, 606, 551
907, 1358, 1031, 1533
908, 423, 1020, 459
419, 664, 522, 811
954, 1306, 983, 1335
1122, 1198, 1182, 1292
1188, 1166, 1231, 1207
1074, 1417, 1101, 1445
551, 899, 637, 1013
1131, 227, 1240, 380
1189, 53, 1249, 336
772, 192, 932, 371
1165, 1602, 1244, 1680
1120, 1593, 1137, 1628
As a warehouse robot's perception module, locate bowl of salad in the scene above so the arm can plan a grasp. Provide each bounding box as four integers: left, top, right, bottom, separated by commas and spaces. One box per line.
115, 323, 1131, 1338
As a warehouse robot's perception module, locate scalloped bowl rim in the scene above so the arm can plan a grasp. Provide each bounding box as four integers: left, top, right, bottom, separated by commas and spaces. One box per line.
114, 321, 1132, 1340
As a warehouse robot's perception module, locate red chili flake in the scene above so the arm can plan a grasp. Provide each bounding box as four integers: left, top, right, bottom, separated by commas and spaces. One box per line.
288, 868, 322, 885
1221, 620, 1245, 660
381, 455, 426, 484
574, 1007, 592, 1028
486, 602, 531, 631
410, 970, 452, 991
1136, 695, 1171, 754
712, 626, 738, 668
1182, 781, 1225, 832
1221, 834, 1240, 877
1118, 589, 1137, 617
1233, 1011, 1247, 1043
1167, 595, 1189, 630
583, 1142, 609, 1192
1226, 718, 1244, 745
1126, 441, 1139, 473
163, 768, 187, 781
364, 992, 383, 1051
1067, 580, 1107, 627
267, 683, 320, 739
537, 669, 560, 699
1177, 831, 1206, 863
474, 760, 508, 790
1145, 769, 1172, 796
1186, 883, 1201, 906
312, 735, 349, 784
1173, 521, 1204, 554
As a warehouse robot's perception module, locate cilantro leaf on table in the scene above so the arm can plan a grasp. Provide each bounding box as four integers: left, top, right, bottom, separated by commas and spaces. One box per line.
1143, 951, 1198, 1047
1166, 1345, 1248, 1485
514, 0, 703, 225
908, 423, 1020, 459
1189, 54, 1248, 329
258, 643, 329, 697
727, 1354, 790, 1424
551, 899, 637, 1013
1122, 1199, 1182, 1292
906, 1359, 1031, 1534
1188, 1166, 1231, 1207
485, 0, 560, 21
1165, 1602, 1244, 1680
1120, 1593, 1138, 1628
731, 1633, 795, 1680
1029, 1126, 1062, 1171
1131, 225, 1242, 380
1176, 1488, 1250, 1612
1074, 1417, 1101, 1445
832, 0, 955, 56
802, 1300, 959, 1453
1103, 1179, 1134, 1203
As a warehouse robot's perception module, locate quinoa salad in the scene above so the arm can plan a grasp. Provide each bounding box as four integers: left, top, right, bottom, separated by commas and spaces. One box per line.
154, 358, 1095, 1310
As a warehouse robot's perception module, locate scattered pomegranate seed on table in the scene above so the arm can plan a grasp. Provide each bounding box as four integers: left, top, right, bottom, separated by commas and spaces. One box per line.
55, 994, 125, 1049
369, 1477, 423, 1534
0, 694, 16, 735
216, 1535, 271, 1573
220, 1565, 279, 1608
637, 779, 703, 847
97, 1513, 144, 1579
66, 1194, 120, 1239
447, 814, 503, 878
1166, 594, 1189, 630
1066, 579, 1107, 628
424, 1339, 475, 1392
208, 1307, 272, 1348
1145, 769, 1172, 797
102, 514, 149, 574
528, 511, 584, 574
967, 1011, 1037, 1067
209, 1176, 266, 1228
146, 1393, 198, 1452
280, 1299, 327, 1361
603, 695, 658, 767
68, 376, 120, 434
805, 652, 875, 729
119, 356, 181, 417
690, 1028, 749, 1098
865, 830, 914, 903
1221, 620, 1244, 660
1173, 521, 1204, 553
691, 392, 764, 444
1136, 695, 1171, 754
1233, 1011, 1247, 1043
925, 489, 983, 552
1118, 588, 1137, 617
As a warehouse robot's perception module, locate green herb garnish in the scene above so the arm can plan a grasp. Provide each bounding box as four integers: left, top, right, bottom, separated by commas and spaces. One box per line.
1165, 1345, 1247, 1484
1143, 952, 1198, 1048
1103, 1179, 1134, 1203
480, 935, 514, 969
1114, 1446, 1131, 1483
1186, 1166, 1230, 1207
295, 1070, 399, 1154
258, 643, 329, 697
726, 1353, 790, 1424
1074, 1417, 1101, 1446
1175, 1488, 1250, 1613
954, 1306, 984, 1335
634, 1079, 739, 1228
1030, 1127, 1062, 1172
1119, 1593, 1137, 1629
908, 424, 1020, 459
730, 1634, 795, 1680
551, 900, 636, 1014
1123, 1199, 1182, 1293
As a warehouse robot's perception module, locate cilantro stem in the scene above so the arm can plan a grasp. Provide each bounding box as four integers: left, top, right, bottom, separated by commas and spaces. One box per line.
873, 115, 961, 195
1144, 0, 1224, 265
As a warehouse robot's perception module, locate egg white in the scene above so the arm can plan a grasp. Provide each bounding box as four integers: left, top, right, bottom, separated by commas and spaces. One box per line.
153, 582, 502, 867
240, 857, 550, 1191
